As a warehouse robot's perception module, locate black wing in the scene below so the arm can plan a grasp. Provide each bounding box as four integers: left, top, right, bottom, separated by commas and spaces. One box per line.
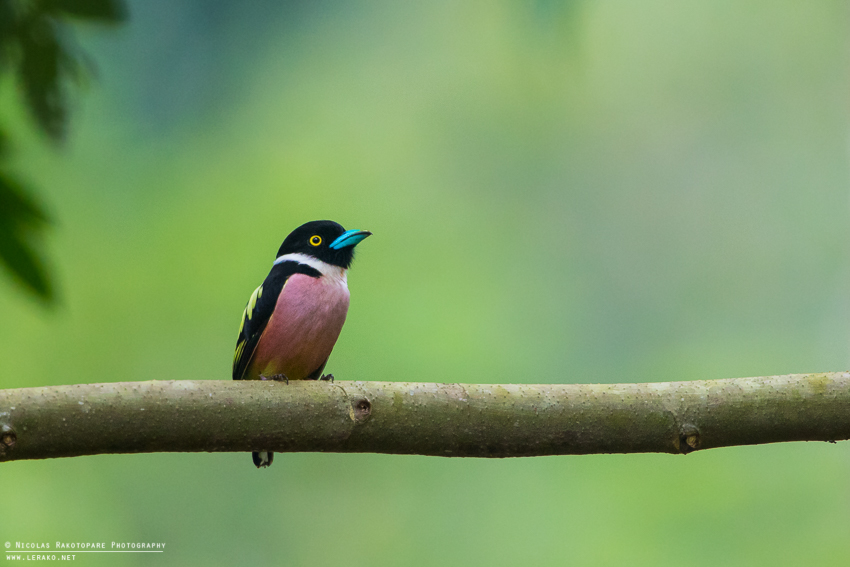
232, 260, 321, 380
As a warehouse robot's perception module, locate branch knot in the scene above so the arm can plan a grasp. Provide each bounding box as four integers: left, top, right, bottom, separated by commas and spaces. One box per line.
678, 423, 701, 454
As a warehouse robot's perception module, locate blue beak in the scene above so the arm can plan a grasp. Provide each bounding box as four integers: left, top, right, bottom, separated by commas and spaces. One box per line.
329, 229, 372, 250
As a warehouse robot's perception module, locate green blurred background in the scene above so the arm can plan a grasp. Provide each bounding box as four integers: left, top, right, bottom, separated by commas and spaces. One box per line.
2, 1, 850, 565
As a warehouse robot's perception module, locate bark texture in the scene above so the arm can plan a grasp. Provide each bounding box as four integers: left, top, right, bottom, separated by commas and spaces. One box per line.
0, 372, 848, 462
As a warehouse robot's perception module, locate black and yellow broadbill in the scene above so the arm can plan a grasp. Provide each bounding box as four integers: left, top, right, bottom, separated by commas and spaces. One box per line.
232, 220, 371, 468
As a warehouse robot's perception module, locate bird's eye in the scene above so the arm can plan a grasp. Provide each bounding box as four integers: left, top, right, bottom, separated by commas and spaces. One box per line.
309, 235, 322, 247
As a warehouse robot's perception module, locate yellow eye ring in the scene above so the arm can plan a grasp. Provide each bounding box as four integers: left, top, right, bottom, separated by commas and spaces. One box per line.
309, 235, 322, 247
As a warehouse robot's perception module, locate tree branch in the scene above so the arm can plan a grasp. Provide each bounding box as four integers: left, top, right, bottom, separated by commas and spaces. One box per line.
1, 372, 848, 462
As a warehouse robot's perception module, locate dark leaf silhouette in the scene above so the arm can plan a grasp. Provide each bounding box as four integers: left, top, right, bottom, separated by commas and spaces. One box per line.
17, 16, 77, 141
42, 0, 127, 22
0, 171, 52, 300
0, 0, 126, 302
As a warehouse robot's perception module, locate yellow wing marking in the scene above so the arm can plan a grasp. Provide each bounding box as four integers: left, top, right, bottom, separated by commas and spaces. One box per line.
237, 284, 264, 336
247, 284, 263, 321
235, 283, 264, 372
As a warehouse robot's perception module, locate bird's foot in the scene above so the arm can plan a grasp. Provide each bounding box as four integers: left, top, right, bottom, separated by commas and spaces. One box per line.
320, 374, 334, 383
271, 374, 290, 384
259, 374, 288, 384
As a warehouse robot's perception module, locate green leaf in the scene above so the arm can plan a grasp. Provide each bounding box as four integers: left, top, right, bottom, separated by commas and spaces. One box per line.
17, 16, 74, 141
0, 0, 18, 72
41, 0, 127, 23
0, 225, 53, 300
0, 0, 15, 39
0, 0, 126, 303
0, 169, 53, 301
0, 171, 49, 225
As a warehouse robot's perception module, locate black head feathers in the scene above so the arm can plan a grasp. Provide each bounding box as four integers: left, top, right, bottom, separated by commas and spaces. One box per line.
277, 220, 371, 269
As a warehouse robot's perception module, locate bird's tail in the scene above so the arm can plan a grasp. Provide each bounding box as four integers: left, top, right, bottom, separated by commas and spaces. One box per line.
252, 451, 273, 468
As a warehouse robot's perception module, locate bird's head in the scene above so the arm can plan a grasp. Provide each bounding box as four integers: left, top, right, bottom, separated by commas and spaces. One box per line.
276, 220, 371, 269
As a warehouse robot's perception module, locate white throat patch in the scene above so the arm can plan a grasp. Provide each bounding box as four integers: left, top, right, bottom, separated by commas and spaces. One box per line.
273, 253, 348, 286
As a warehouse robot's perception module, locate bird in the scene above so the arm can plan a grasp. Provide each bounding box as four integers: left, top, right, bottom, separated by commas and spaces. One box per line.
232, 220, 371, 468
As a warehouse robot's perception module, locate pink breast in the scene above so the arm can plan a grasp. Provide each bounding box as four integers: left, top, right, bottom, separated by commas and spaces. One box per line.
248, 274, 350, 380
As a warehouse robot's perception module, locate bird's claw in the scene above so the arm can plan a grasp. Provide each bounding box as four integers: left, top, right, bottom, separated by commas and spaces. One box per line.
320, 374, 334, 383
261, 374, 289, 384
